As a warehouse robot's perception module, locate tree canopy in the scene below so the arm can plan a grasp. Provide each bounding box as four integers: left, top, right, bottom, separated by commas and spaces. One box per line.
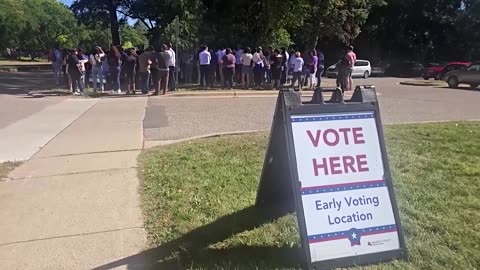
1, 0, 479, 63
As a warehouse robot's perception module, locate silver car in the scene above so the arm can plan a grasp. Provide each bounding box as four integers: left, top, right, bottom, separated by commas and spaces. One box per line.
326, 60, 372, 79
445, 62, 480, 89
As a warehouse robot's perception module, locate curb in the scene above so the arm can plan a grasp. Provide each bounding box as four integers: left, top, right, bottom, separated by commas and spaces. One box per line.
399, 81, 447, 87
143, 130, 267, 149
143, 120, 480, 149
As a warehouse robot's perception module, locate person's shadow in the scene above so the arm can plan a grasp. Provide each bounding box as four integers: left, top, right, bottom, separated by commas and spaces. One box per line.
91, 205, 304, 270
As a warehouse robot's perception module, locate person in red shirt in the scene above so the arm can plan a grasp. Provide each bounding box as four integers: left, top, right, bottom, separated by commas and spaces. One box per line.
345, 45, 357, 91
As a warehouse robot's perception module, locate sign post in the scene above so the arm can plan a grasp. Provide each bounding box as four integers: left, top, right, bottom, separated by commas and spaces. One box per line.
256, 86, 407, 269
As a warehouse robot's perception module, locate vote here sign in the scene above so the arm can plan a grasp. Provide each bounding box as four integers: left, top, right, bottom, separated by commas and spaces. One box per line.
290, 111, 401, 263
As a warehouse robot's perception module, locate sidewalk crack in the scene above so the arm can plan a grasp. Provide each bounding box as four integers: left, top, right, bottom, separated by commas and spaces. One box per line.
0, 226, 143, 247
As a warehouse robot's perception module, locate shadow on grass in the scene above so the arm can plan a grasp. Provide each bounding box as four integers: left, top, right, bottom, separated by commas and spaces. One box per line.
91, 205, 303, 270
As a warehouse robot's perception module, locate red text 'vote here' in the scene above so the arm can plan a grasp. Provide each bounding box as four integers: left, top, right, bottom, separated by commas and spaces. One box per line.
306, 128, 370, 176
307, 128, 365, 147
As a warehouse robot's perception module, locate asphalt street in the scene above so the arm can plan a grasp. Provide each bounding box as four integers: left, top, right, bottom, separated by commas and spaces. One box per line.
143, 77, 480, 142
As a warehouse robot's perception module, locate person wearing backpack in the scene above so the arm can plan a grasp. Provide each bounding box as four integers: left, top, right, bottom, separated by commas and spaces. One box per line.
90, 46, 105, 93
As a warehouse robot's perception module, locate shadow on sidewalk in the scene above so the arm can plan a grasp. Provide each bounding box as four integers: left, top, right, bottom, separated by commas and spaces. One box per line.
91, 205, 303, 270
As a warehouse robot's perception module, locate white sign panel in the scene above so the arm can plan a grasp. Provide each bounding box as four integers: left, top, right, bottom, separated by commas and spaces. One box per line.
290, 112, 400, 262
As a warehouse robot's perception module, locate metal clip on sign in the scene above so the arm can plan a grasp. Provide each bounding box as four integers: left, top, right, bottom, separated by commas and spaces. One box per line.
256, 86, 407, 270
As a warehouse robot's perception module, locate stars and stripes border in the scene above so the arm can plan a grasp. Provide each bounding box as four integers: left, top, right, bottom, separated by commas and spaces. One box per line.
301, 179, 386, 196
291, 112, 374, 123
308, 224, 397, 244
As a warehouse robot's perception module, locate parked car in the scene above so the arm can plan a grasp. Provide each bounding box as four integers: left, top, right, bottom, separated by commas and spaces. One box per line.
423, 62, 471, 80
371, 66, 387, 77
444, 62, 480, 89
326, 60, 372, 78
385, 61, 424, 77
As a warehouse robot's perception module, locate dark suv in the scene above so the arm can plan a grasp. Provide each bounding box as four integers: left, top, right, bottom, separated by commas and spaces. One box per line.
444, 62, 480, 89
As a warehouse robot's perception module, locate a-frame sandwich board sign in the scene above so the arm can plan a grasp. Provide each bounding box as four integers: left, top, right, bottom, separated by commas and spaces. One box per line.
256, 86, 407, 270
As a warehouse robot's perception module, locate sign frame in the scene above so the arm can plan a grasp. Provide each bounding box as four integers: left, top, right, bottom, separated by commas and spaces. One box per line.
256, 86, 407, 270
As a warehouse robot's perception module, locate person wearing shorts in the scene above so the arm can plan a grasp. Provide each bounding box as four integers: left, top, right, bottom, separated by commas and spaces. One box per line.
345, 45, 357, 91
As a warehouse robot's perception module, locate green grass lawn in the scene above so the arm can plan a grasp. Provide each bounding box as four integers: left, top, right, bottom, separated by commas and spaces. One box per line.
138, 122, 480, 270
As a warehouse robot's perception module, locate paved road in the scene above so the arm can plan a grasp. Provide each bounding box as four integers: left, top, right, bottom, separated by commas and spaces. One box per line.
144, 77, 480, 142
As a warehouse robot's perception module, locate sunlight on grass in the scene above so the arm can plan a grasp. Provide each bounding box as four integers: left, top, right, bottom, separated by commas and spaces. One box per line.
138, 122, 480, 269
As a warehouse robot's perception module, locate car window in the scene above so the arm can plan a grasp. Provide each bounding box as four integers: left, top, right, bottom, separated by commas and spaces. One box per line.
355, 61, 369, 67
467, 64, 480, 71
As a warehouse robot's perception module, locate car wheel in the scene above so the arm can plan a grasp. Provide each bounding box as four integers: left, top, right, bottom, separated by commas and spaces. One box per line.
470, 84, 479, 89
363, 71, 369, 79
447, 76, 459, 88
423, 76, 429, 80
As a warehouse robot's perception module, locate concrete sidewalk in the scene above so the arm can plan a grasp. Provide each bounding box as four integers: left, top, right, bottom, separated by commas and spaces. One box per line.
0, 97, 148, 270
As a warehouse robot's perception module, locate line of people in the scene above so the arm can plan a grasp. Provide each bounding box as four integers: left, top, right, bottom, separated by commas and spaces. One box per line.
50, 43, 177, 95
51, 43, 357, 94
191, 46, 326, 90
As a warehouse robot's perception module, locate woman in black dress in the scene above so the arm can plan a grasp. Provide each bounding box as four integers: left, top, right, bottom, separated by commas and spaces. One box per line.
271, 49, 283, 90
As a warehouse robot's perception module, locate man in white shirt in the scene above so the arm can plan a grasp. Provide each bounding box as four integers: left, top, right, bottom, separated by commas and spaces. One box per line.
291, 51, 304, 89
199, 45, 211, 87
167, 43, 176, 91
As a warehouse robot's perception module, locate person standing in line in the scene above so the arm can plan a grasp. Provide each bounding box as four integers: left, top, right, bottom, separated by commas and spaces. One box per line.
291, 51, 304, 89
221, 48, 236, 90
345, 45, 357, 91
209, 48, 217, 87
235, 46, 244, 84
89, 46, 105, 93
241, 47, 253, 89
61, 49, 72, 91
288, 49, 297, 84
198, 45, 211, 88
107, 45, 122, 94
138, 48, 152, 94
66, 49, 84, 95
51, 46, 62, 85
264, 46, 272, 85
77, 49, 89, 91
252, 47, 264, 89
336, 56, 349, 92
166, 43, 176, 91
101, 54, 109, 91
316, 49, 325, 87
216, 47, 226, 87
309, 49, 318, 90
280, 47, 289, 85
124, 48, 138, 94
150, 44, 171, 96
271, 49, 283, 90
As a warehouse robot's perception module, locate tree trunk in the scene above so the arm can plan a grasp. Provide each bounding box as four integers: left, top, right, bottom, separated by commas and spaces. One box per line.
108, 0, 121, 46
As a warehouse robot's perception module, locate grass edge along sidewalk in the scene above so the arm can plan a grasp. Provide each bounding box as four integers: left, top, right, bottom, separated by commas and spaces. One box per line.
138, 122, 480, 270
0, 161, 22, 180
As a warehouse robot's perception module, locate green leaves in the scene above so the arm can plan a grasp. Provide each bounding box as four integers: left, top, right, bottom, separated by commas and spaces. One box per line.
0, 0, 78, 51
